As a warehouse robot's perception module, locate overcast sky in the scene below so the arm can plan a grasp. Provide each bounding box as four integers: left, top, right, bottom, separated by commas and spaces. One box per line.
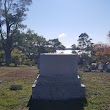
23, 0, 110, 47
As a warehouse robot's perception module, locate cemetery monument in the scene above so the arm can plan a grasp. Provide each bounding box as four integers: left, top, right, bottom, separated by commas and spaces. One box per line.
28, 53, 87, 110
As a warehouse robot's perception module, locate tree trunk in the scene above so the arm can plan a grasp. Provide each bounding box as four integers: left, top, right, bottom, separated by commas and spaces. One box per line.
14, 60, 17, 67
5, 48, 11, 66
0, 60, 2, 67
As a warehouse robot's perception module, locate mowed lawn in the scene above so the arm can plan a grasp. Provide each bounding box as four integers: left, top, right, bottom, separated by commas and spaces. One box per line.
0, 67, 110, 110
0, 67, 38, 110
79, 71, 110, 110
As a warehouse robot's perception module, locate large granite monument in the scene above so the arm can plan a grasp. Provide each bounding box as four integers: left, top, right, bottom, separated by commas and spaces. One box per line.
28, 53, 87, 110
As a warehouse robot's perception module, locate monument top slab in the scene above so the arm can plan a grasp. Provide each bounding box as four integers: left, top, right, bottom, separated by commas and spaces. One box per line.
39, 53, 78, 76
41, 53, 78, 55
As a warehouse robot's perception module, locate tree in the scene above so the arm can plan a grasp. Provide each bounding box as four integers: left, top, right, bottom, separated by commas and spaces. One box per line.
72, 50, 77, 54
94, 43, 110, 63
16, 29, 48, 63
0, 0, 32, 66
108, 31, 110, 38
48, 38, 65, 52
0, 50, 5, 66
78, 33, 93, 51
11, 47, 22, 66
77, 33, 94, 66
71, 44, 77, 50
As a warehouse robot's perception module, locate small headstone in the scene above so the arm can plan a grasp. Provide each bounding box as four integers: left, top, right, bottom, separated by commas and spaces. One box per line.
105, 62, 110, 72
83, 65, 91, 72
91, 63, 97, 70
0, 80, 2, 88
98, 62, 104, 72
10, 85, 22, 90
107, 62, 110, 69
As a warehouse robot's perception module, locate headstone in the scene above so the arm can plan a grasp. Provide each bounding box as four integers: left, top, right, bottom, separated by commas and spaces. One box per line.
91, 63, 97, 70
83, 65, 91, 72
0, 80, 2, 88
107, 62, 110, 69
28, 53, 87, 110
10, 85, 22, 90
39, 53, 78, 76
105, 62, 110, 72
98, 62, 104, 72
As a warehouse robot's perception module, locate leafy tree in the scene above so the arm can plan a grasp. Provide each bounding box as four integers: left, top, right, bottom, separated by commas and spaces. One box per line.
0, 0, 32, 66
72, 50, 77, 54
108, 31, 110, 38
0, 50, 5, 66
48, 38, 65, 52
16, 30, 48, 63
78, 33, 93, 51
71, 44, 77, 50
17, 31, 66, 64
11, 47, 22, 66
94, 43, 110, 63
77, 33, 94, 66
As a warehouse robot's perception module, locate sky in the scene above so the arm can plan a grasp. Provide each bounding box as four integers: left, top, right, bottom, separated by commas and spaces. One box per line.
23, 0, 110, 47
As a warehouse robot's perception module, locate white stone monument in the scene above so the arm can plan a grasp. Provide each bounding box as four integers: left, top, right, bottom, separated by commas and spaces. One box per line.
39, 53, 78, 76
28, 53, 86, 110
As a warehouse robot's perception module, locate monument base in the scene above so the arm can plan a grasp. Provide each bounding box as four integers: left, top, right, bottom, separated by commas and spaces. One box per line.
28, 96, 87, 110
28, 75, 87, 110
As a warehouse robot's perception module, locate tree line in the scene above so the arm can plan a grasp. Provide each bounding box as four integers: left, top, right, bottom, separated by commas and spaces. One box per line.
0, 28, 65, 66
72, 33, 110, 67
0, 0, 110, 67
0, 0, 65, 66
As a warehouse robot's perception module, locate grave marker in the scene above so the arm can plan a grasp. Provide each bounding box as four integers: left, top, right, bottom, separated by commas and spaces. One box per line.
28, 53, 87, 110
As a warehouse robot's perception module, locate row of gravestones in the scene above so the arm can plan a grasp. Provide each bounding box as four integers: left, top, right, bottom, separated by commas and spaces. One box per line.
83, 62, 110, 72
28, 53, 87, 110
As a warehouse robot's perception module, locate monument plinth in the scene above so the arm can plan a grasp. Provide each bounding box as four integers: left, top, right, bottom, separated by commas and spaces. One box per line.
28, 53, 87, 110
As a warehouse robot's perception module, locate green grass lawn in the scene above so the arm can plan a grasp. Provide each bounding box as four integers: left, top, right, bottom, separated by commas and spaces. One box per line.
79, 71, 110, 110
0, 67, 110, 110
0, 67, 38, 110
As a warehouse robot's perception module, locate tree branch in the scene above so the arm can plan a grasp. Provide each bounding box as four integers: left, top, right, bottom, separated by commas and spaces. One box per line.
11, 22, 18, 38
9, 22, 15, 28
7, 0, 12, 12
4, 0, 11, 39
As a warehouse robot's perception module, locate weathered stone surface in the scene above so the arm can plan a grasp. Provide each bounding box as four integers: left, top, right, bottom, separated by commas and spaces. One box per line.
32, 75, 85, 100
0, 80, 2, 88
10, 85, 22, 90
32, 54, 85, 100
28, 53, 86, 110
39, 53, 78, 76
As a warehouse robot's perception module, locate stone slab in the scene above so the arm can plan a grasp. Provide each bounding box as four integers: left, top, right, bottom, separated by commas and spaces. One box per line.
32, 75, 85, 100
28, 97, 87, 110
39, 54, 78, 76
28, 53, 87, 109
0, 80, 2, 88
10, 85, 22, 90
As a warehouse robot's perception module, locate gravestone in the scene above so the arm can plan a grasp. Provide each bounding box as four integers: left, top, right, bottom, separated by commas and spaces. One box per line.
39, 53, 78, 76
98, 62, 104, 72
0, 80, 2, 88
10, 85, 22, 90
28, 53, 87, 110
105, 62, 110, 72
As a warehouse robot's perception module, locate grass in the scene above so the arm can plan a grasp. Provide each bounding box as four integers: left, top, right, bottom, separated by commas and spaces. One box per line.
0, 67, 110, 110
0, 66, 38, 110
79, 71, 110, 110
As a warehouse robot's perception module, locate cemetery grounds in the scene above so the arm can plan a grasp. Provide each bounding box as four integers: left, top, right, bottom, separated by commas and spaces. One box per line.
0, 66, 110, 110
